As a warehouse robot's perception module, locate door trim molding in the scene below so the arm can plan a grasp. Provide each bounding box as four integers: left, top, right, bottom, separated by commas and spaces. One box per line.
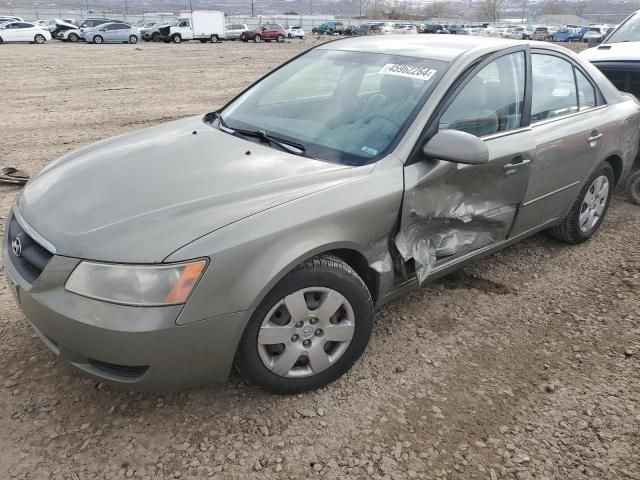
522, 180, 581, 207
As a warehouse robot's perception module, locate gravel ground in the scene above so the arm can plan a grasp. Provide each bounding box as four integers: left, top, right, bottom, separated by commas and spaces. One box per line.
1, 39, 639, 480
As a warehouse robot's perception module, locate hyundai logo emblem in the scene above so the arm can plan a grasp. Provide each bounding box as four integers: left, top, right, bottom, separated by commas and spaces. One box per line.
11, 236, 22, 257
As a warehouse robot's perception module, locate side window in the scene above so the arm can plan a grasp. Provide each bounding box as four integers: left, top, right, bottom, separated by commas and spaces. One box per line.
576, 70, 596, 110
531, 54, 578, 122
440, 51, 526, 137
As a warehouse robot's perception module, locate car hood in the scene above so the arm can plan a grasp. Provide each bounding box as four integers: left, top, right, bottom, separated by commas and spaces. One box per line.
17, 116, 372, 263
580, 42, 640, 62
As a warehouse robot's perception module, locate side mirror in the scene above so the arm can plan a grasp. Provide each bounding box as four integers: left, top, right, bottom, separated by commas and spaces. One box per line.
422, 129, 489, 165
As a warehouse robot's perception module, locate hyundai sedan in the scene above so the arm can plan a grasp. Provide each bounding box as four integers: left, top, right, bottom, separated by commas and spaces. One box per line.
4, 36, 639, 394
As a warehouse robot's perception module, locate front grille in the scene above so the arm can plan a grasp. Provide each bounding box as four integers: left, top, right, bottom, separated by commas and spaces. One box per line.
593, 62, 640, 99
7, 214, 53, 284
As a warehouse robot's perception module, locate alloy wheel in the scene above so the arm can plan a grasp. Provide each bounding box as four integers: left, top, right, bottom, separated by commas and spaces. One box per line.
579, 175, 609, 233
257, 287, 356, 378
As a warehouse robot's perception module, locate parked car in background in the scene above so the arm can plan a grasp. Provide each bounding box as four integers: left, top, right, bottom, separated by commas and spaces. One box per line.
7, 36, 639, 394
553, 26, 582, 42
505, 26, 531, 39
142, 21, 173, 41
0, 21, 51, 43
240, 24, 285, 42
78, 18, 118, 41
85, 22, 139, 44
50, 19, 81, 41
159, 11, 225, 43
313, 21, 344, 35
136, 21, 157, 40
224, 23, 248, 40
582, 25, 610, 44
356, 23, 383, 36
0, 16, 23, 25
343, 25, 358, 36
532, 27, 552, 41
421, 23, 448, 34
393, 23, 417, 34
284, 26, 304, 39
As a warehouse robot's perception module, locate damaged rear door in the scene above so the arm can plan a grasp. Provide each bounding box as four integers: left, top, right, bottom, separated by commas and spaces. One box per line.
396, 47, 535, 284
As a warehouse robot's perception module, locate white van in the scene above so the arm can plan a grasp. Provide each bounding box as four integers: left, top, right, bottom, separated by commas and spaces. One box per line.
159, 10, 225, 43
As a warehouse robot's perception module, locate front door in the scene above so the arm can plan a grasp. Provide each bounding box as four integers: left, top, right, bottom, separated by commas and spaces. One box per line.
398, 49, 534, 284
510, 50, 608, 234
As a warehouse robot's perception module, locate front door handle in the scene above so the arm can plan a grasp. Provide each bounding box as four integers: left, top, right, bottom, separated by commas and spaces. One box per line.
504, 157, 531, 170
588, 133, 604, 143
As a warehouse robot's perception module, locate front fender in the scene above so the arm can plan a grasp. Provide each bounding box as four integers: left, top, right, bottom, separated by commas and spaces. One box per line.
167, 158, 404, 325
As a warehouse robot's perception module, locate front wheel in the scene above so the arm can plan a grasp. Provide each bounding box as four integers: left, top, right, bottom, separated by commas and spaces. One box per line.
93, 35, 103, 44
128, 35, 138, 44
152, 32, 160, 42
628, 170, 640, 205
254, 34, 261, 42
68, 32, 79, 42
235, 255, 374, 394
549, 162, 614, 243
34, 34, 46, 44
172, 34, 181, 43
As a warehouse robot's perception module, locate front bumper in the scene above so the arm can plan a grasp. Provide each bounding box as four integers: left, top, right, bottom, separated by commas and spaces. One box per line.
3, 219, 251, 392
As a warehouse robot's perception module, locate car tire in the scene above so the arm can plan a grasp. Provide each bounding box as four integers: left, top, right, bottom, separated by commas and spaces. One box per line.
210, 34, 219, 43
199, 38, 207, 43
93, 35, 103, 44
172, 34, 181, 43
276, 34, 284, 42
235, 254, 374, 394
34, 34, 46, 44
128, 35, 138, 44
549, 162, 615, 244
628, 170, 640, 206
68, 32, 79, 42
254, 34, 261, 42
152, 32, 160, 42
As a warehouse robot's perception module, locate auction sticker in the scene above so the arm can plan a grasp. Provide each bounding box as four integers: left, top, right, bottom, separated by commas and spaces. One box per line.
379, 64, 437, 81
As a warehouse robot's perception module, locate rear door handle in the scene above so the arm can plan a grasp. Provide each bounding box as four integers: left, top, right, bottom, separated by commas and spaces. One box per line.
504, 157, 531, 170
588, 133, 604, 143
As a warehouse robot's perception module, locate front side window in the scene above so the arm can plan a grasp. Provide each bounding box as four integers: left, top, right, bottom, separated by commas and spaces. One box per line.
531, 54, 578, 122
440, 51, 525, 137
221, 49, 447, 165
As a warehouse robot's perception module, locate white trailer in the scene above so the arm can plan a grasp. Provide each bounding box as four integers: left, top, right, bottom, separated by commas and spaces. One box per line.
160, 10, 225, 43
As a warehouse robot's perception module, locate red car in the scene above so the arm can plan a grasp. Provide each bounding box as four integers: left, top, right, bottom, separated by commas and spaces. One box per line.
240, 23, 285, 42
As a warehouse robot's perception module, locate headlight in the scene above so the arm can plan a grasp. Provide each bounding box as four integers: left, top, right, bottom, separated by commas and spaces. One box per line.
65, 260, 207, 306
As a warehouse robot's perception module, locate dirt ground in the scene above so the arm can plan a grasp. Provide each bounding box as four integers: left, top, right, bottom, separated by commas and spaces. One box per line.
1, 39, 639, 480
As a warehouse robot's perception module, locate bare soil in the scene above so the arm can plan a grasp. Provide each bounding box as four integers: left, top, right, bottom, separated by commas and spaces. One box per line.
0, 39, 638, 480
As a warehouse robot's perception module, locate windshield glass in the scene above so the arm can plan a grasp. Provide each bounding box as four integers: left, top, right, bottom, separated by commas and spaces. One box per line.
220, 49, 446, 165
606, 14, 639, 43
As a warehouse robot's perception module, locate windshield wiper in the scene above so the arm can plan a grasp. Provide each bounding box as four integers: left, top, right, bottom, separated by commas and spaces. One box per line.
210, 113, 307, 156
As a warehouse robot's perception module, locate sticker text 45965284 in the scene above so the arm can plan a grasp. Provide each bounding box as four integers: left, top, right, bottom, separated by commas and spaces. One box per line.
379, 64, 438, 81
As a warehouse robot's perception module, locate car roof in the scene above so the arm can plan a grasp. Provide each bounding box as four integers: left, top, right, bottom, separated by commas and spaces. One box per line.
317, 35, 529, 62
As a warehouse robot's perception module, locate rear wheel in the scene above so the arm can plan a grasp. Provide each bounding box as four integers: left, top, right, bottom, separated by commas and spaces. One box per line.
199, 38, 207, 43
235, 255, 374, 394
276, 34, 284, 42
68, 32, 79, 42
128, 35, 138, 44
254, 34, 261, 42
34, 34, 46, 44
210, 34, 219, 43
152, 32, 160, 42
628, 170, 640, 205
93, 35, 103, 44
549, 162, 614, 243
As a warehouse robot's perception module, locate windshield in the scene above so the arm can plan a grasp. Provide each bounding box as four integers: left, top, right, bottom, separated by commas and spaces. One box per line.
220, 50, 447, 165
606, 14, 639, 43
